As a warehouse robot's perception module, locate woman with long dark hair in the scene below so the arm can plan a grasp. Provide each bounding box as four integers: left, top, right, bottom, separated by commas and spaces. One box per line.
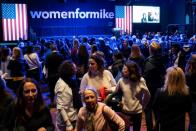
77, 44, 89, 78
80, 52, 117, 102
114, 60, 150, 131
7, 78, 54, 131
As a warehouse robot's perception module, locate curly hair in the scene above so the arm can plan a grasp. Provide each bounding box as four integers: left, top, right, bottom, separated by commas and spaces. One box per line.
58, 60, 75, 80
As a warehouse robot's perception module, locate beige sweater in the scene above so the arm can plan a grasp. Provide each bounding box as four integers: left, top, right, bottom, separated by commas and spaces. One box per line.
116, 77, 150, 114
80, 70, 117, 94
75, 102, 125, 131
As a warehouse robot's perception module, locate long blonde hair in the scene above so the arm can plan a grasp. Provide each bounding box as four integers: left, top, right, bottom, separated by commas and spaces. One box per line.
164, 66, 189, 95
12, 47, 23, 59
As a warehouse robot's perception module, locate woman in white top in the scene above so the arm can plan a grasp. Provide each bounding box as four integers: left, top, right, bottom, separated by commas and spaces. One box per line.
55, 60, 82, 131
24, 45, 41, 81
80, 52, 117, 102
115, 60, 150, 131
0, 47, 11, 79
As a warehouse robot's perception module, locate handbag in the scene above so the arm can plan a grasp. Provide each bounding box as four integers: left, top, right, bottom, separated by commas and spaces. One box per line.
104, 93, 122, 112
104, 88, 123, 112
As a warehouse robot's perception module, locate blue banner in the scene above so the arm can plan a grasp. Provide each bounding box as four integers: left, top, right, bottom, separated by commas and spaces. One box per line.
28, 1, 115, 37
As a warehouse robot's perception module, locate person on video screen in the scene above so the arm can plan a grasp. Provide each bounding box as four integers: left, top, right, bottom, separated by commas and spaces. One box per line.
141, 13, 147, 23
153, 12, 159, 22
148, 12, 153, 21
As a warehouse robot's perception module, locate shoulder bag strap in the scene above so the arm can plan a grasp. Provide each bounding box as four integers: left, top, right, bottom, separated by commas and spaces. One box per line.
27, 55, 37, 66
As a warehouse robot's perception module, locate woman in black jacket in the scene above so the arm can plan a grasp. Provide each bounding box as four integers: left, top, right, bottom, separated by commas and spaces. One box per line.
153, 66, 191, 131
7, 47, 28, 92
6, 78, 54, 131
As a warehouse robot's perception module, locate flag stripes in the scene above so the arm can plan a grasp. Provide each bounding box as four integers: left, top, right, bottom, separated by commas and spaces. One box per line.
2, 3, 28, 41
115, 6, 132, 34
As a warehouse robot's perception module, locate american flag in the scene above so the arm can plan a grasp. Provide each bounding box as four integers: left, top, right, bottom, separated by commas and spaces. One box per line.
1, 3, 28, 41
115, 6, 132, 34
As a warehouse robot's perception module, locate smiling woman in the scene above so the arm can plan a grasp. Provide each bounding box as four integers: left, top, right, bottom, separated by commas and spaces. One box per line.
23, 81, 38, 105
4, 78, 54, 131
75, 86, 125, 131
80, 52, 117, 102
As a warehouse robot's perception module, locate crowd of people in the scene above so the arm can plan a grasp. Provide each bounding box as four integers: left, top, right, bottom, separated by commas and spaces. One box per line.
0, 32, 196, 131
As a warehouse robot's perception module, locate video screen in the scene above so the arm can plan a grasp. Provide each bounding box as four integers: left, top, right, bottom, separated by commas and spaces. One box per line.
133, 6, 160, 23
